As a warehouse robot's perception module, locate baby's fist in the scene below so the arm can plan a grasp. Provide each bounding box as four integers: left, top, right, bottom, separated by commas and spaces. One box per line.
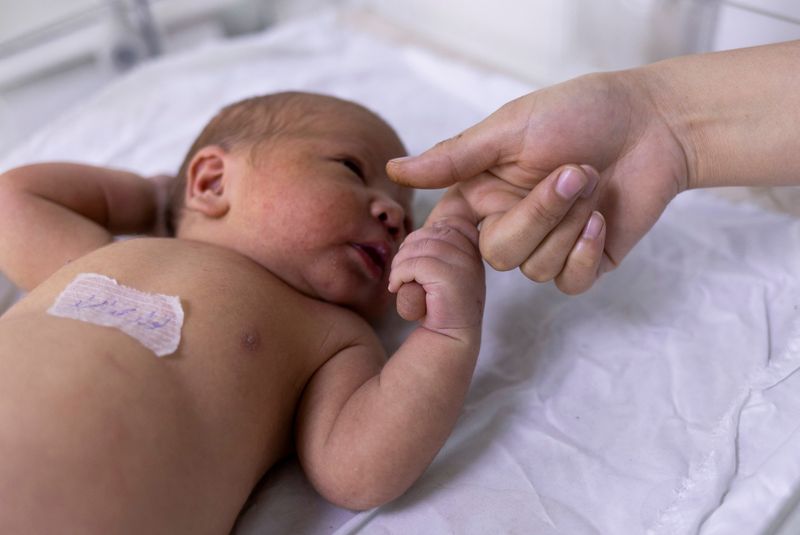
389, 217, 485, 335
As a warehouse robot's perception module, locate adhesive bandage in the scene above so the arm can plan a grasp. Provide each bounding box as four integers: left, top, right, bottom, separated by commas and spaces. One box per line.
47, 273, 184, 357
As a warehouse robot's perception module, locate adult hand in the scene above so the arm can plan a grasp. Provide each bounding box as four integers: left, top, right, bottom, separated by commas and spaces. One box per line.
388, 70, 688, 294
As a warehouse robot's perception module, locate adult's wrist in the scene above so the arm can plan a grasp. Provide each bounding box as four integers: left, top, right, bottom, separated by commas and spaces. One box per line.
636, 41, 800, 190
633, 59, 702, 192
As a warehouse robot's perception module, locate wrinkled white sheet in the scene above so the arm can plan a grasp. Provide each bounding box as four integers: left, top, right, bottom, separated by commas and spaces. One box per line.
1, 11, 799, 535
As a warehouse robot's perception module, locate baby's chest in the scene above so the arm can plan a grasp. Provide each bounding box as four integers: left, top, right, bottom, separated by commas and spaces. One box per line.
176, 281, 346, 407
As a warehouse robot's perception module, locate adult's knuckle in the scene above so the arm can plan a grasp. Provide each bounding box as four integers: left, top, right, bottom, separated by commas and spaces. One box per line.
526, 200, 563, 229
433, 136, 467, 184
480, 239, 516, 272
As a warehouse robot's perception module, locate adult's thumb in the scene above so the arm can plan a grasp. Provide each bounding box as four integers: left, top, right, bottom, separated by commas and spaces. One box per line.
387, 115, 504, 189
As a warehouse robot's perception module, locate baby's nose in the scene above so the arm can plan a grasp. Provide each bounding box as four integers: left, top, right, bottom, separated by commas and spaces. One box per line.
371, 196, 406, 240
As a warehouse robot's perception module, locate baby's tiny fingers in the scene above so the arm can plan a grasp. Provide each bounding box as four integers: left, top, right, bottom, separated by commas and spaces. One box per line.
390, 254, 463, 290
554, 211, 606, 295
396, 224, 477, 261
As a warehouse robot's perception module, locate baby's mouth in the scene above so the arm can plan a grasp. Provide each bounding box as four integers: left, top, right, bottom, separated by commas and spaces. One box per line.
352, 242, 390, 278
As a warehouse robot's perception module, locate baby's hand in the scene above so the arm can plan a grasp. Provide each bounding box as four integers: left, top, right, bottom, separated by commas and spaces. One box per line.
388, 216, 485, 335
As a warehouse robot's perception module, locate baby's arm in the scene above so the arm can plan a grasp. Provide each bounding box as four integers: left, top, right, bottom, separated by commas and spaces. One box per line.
295, 186, 485, 510
0, 163, 168, 290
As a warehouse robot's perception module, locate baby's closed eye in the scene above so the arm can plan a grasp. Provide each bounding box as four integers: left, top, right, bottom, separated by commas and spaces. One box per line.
340, 158, 365, 182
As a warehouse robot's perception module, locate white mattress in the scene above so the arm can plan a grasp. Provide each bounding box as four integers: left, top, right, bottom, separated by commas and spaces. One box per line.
1, 11, 799, 535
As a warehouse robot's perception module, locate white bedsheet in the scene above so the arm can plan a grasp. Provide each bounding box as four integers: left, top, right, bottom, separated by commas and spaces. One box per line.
1, 11, 799, 535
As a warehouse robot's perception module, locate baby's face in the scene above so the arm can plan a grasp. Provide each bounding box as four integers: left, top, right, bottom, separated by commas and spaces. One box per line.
227, 101, 413, 319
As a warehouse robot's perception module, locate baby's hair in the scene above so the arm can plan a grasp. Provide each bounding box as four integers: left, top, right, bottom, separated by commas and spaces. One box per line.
167, 91, 377, 235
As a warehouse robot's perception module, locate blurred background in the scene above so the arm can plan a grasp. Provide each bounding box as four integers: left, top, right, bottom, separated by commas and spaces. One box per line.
1, 0, 799, 157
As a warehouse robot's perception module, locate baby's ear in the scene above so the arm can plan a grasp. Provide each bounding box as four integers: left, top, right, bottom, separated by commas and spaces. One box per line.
185, 146, 230, 218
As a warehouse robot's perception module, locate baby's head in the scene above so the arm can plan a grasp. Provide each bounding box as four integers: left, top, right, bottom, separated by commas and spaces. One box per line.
170, 92, 413, 319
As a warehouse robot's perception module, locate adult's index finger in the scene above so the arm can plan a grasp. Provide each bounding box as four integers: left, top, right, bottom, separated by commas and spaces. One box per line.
386, 114, 506, 189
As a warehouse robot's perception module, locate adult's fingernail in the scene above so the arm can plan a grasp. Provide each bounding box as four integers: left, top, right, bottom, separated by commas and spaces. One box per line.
388, 156, 412, 165
555, 167, 586, 200
582, 211, 604, 240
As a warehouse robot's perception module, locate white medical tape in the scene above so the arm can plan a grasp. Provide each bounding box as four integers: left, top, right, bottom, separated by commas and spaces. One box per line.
47, 273, 184, 357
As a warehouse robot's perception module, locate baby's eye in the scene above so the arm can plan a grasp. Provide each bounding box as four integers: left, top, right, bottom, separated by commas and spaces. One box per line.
341, 158, 365, 182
